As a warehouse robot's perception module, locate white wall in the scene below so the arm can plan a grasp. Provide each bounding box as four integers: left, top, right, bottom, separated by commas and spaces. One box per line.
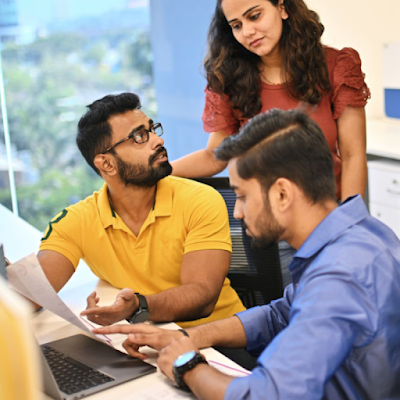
306, 0, 400, 119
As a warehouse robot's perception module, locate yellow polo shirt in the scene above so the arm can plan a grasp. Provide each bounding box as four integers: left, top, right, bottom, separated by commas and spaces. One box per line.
40, 176, 245, 327
0, 278, 41, 400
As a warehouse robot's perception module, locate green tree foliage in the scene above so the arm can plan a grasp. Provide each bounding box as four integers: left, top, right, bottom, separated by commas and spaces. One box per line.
0, 26, 155, 230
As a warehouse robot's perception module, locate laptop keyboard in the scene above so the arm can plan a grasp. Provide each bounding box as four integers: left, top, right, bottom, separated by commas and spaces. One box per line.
42, 345, 115, 395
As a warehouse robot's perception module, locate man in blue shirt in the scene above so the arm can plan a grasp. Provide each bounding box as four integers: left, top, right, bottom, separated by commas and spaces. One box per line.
94, 109, 400, 400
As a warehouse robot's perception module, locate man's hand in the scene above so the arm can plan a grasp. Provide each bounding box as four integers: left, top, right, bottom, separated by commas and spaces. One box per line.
158, 337, 201, 382
92, 323, 185, 360
80, 288, 139, 326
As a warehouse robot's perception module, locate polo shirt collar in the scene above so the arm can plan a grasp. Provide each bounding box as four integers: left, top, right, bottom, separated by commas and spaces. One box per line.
294, 195, 368, 261
153, 177, 172, 217
97, 178, 173, 229
97, 183, 116, 229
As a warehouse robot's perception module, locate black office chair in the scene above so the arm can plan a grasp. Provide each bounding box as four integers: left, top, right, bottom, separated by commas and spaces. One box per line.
194, 177, 284, 308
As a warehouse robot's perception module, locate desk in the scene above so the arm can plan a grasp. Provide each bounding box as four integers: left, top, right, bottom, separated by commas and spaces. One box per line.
32, 265, 248, 400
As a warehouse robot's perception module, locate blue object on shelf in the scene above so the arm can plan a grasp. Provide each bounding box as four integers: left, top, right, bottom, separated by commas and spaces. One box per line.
384, 89, 400, 119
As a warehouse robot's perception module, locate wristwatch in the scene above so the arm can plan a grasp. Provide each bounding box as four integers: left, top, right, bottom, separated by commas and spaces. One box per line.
127, 293, 150, 324
172, 350, 208, 391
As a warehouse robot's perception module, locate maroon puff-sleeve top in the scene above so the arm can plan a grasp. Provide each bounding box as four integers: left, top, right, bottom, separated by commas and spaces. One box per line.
202, 47, 371, 199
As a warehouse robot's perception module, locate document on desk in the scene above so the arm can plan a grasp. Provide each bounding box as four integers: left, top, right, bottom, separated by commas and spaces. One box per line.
7, 253, 103, 340
125, 359, 250, 400
122, 376, 196, 400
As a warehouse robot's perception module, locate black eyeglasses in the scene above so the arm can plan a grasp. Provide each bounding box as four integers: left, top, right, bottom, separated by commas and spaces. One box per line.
101, 122, 164, 154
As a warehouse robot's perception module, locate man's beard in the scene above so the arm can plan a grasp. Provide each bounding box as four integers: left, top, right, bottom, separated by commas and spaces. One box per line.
243, 198, 284, 250
116, 147, 172, 188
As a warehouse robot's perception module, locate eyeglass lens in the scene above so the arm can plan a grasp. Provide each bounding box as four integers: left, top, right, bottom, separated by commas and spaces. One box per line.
133, 123, 163, 144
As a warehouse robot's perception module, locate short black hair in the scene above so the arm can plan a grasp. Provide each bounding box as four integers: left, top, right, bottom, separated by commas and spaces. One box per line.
215, 108, 336, 203
76, 92, 141, 175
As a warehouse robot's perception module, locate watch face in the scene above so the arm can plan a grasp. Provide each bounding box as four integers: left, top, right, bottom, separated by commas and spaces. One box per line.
174, 351, 197, 368
133, 310, 149, 323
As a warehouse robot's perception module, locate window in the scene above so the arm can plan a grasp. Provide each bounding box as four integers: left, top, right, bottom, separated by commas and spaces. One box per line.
0, 0, 154, 230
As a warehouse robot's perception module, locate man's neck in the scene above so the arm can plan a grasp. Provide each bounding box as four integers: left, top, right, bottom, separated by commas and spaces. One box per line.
107, 182, 157, 236
285, 199, 338, 250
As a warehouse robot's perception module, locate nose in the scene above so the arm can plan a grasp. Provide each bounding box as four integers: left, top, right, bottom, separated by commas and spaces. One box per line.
233, 199, 244, 220
242, 21, 255, 38
150, 131, 164, 148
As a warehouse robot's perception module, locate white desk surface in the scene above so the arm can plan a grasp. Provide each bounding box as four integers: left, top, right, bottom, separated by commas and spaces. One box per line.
33, 265, 249, 400
366, 119, 400, 161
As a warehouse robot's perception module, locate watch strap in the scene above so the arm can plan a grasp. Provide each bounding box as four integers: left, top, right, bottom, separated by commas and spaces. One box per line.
126, 293, 149, 324
136, 293, 148, 309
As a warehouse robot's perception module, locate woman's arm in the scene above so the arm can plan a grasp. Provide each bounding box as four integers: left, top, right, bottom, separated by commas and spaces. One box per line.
171, 130, 229, 178
337, 106, 367, 202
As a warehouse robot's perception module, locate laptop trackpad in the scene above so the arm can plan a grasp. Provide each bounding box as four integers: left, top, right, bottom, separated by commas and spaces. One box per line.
48, 334, 155, 379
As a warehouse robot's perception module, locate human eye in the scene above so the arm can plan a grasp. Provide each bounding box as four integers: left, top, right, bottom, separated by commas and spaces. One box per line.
133, 129, 146, 143
249, 12, 261, 21
230, 21, 241, 31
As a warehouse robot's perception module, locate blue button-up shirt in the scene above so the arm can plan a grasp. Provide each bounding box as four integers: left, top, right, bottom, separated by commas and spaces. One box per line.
225, 196, 400, 400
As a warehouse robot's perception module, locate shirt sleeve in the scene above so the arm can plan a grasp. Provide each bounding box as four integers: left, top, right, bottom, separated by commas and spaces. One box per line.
202, 88, 240, 135
236, 284, 294, 355
183, 185, 232, 254
39, 207, 83, 269
332, 47, 371, 120
224, 263, 377, 400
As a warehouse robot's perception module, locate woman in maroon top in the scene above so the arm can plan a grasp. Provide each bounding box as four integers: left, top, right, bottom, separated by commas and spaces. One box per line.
171, 0, 370, 202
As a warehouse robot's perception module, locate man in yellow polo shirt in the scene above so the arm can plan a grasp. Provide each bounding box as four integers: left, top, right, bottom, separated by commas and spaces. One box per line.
38, 92, 244, 329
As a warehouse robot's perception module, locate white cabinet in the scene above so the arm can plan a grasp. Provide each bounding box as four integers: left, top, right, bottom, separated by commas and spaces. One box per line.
368, 160, 400, 238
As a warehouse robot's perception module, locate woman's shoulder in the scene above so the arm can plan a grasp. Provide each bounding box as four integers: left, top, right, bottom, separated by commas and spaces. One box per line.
323, 46, 370, 118
324, 46, 363, 69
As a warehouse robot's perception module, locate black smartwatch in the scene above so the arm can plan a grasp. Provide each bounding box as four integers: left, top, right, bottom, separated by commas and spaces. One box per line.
172, 350, 208, 391
127, 293, 150, 324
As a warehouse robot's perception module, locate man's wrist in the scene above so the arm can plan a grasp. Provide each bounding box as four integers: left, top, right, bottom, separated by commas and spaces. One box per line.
182, 362, 208, 388
173, 351, 208, 391
126, 293, 150, 324
178, 328, 189, 338
125, 295, 139, 320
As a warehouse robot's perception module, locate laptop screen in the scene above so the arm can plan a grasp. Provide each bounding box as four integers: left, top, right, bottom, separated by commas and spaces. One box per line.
0, 245, 7, 280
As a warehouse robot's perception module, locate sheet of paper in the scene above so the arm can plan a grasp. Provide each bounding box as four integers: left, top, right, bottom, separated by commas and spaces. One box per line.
121, 376, 196, 400
208, 359, 251, 377
7, 253, 108, 342
121, 358, 250, 399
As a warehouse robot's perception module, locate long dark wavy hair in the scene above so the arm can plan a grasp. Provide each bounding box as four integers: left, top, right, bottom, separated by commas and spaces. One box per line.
204, 0, 330, 118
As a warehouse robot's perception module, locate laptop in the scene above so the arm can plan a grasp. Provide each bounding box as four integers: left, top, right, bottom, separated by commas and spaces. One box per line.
40, 333, 156, 400
0, 244, 156, 399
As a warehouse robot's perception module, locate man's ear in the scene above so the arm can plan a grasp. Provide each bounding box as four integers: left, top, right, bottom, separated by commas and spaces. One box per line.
93, 154, 117, 177
270, 177, 294, 212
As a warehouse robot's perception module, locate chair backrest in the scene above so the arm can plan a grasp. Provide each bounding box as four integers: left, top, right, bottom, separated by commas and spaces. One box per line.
194, 177, 283, 308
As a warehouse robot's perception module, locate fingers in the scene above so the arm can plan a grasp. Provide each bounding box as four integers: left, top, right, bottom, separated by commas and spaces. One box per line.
119, 288, 135, 301
92, 324, 182, 351
93, 323, 160, 335
122, 339, 148, 360
81, 304, 115, 317
85, 291, 99, 309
